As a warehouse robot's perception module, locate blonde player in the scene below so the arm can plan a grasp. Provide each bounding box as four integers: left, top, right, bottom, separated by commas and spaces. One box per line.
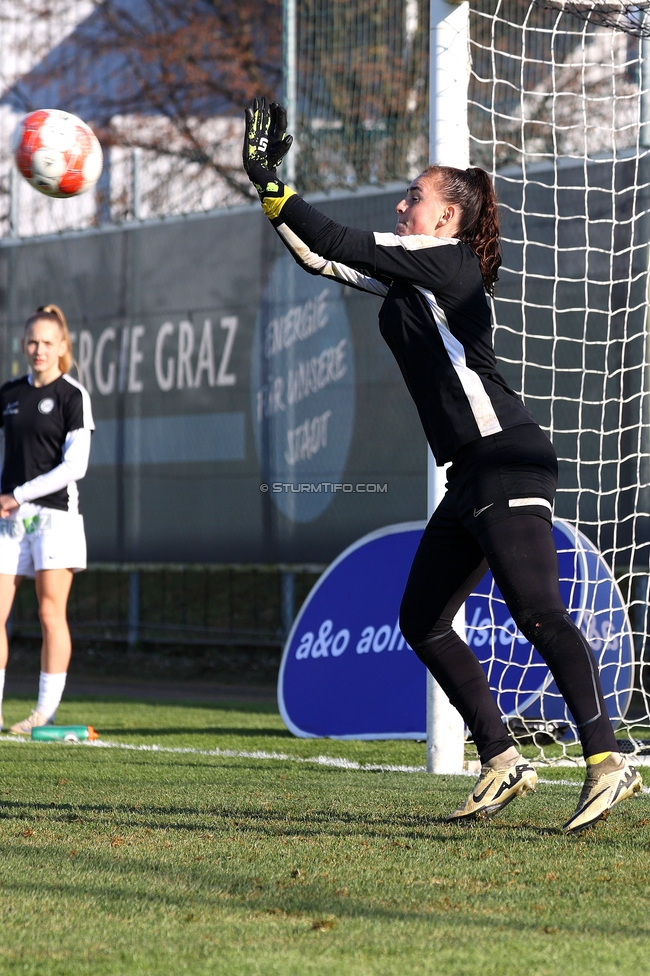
0, 305, 93, 733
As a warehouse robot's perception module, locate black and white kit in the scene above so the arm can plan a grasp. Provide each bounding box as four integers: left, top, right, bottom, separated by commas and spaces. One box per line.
265, 189, 619, 763
0, 373, 94, 576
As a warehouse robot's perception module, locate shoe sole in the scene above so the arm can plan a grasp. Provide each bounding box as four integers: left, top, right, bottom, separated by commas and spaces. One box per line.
447, 771, 538, 823
563, 771, 643, 835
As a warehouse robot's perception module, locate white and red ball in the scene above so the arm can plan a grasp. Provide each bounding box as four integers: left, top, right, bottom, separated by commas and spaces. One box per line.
13, 109, 103, 198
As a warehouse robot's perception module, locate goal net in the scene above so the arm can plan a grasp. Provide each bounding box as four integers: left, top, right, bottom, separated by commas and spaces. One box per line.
291, 0, 650, 763
468, 0, 650, 761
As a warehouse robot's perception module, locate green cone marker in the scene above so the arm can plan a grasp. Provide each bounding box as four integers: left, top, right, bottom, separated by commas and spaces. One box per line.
31, 726, 99, 743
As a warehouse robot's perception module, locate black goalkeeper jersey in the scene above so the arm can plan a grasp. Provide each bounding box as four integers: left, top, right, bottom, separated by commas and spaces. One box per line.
0, 373, 94, 511
269, 194, 535, 463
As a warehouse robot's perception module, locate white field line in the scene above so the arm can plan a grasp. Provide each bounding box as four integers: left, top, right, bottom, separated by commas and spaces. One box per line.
0, 733, 649, 792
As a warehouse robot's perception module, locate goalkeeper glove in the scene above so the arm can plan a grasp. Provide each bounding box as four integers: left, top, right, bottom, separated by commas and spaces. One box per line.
243, 97, 295, 218
243, 96, 271, 174
267, 101, 293, 170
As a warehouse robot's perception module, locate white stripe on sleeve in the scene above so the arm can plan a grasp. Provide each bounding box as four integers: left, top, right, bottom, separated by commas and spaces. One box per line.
277, 223, 389, 296
416, 286, 502, 438
323, 262, 389, 296
62, 374, 95, 430
373, 232, 460, 251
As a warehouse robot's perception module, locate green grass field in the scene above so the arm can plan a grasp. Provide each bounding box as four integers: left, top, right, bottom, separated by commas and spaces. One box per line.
0, 694, 648, 976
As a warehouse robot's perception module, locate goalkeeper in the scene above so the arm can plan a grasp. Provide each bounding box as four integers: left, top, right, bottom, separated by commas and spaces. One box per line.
243, 97, 641, 834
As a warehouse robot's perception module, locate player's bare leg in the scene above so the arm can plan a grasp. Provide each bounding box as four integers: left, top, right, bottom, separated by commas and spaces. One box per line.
0, 573, 22, 730
10, 568, 73, 734
36, 568, 74, 674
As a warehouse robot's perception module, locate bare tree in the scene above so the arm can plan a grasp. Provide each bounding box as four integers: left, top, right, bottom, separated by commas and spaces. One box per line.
6, 0, 281, 207
1, 0, 429, 224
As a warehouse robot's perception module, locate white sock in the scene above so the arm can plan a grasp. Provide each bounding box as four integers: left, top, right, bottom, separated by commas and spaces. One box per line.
0, 668, 5, 716
36, 671, 67, 722
487, 746, 520, 768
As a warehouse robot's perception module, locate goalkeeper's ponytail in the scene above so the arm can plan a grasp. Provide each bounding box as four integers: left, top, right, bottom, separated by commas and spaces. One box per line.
423, 165, 502, 297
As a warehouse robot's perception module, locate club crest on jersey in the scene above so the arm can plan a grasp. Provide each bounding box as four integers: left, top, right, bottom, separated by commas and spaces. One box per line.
3, 402, 18, 416
38, 398, 55, 414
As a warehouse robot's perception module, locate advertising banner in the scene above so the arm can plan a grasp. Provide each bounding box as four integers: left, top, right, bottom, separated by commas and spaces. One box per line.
0, 187, 427, 562
278, 520, 633, 739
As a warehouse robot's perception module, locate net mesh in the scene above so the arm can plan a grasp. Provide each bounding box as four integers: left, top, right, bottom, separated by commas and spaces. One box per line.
536, 0, 650, 37
469, 0, 650, 761
292, 0, 429, 192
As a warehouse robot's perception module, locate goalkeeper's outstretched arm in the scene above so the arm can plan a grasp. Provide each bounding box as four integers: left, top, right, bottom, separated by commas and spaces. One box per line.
274, 220, 390, 297
243, 98, 389, 297
243, 97, 462, 294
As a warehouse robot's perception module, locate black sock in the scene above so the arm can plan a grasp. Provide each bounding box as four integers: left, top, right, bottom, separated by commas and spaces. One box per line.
518, 610, 618, 757
414, 628, 514, 763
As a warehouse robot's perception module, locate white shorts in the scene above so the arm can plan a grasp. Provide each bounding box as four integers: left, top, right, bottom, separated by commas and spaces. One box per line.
0, 507, 87, 577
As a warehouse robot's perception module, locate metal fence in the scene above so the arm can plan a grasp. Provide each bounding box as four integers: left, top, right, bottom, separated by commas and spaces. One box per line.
8, 564, 324, 650
0, 0, 430, 238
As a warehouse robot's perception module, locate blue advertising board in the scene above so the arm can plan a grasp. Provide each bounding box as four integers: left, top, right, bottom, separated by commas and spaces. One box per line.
278, 519, 634, 739
466, 519, 634, 728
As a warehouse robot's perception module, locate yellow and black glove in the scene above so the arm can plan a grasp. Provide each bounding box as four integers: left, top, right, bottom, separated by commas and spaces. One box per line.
243, 97, 295, 219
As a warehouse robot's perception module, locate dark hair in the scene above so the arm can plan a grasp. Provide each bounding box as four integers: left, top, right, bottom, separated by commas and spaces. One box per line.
423, 165, 502, 296
24, 304, 73, 373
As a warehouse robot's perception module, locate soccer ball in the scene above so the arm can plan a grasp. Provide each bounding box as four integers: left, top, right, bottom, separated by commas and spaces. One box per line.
13, 109, 103, 198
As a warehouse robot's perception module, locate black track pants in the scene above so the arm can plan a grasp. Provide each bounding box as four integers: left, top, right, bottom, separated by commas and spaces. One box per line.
399, 425, 618, 763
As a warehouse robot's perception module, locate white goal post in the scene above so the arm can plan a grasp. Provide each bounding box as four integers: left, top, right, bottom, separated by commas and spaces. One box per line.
426, 0, 470, 774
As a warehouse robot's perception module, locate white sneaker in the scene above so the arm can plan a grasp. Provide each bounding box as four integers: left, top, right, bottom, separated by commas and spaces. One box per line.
446, 756, 538, 822
9, 710, 54, 736
563, 754, 642, 834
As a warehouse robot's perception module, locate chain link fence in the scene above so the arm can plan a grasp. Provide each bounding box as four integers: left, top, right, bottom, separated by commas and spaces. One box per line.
291, 0, 429, 192
9, 564, 323, 652
0, 0, 429, 237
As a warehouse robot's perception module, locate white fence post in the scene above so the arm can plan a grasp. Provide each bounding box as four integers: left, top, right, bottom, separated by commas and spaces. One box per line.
425, 0, 470, 775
